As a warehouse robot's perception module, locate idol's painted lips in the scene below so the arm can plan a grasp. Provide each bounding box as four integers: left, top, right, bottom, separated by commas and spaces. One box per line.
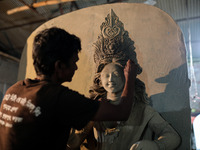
108, 82, 116, 87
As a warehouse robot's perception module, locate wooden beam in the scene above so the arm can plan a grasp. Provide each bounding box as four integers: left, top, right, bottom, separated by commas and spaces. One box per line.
175, 16, 200, 22
0, 51, 20, 63
18, 0, 40, 15
7, 0, 75, 15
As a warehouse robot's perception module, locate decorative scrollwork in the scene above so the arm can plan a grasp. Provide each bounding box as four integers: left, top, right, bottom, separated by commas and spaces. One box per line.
93, 9, 142, 75
93, 9, 142, 74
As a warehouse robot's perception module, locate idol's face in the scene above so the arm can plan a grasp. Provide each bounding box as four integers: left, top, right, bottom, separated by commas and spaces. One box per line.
101, 63, 125, 93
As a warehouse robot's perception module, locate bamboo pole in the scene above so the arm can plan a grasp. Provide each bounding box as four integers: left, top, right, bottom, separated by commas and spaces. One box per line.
7, 0, 75, 15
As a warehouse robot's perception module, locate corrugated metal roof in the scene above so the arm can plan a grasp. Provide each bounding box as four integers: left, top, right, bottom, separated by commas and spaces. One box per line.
0, 0, 199, 60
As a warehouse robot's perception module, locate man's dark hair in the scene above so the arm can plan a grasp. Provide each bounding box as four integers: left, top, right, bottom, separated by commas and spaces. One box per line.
33, 27, 81, 76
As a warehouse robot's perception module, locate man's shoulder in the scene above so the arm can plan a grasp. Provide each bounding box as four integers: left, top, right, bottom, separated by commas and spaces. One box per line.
5, 80, 24, 92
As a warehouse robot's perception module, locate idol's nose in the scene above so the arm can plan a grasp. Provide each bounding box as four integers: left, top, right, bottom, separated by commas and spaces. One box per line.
108, 73, 114, 82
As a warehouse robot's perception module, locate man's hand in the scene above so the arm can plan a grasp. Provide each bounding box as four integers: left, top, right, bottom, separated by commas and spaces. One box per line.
124, 60, 137, 82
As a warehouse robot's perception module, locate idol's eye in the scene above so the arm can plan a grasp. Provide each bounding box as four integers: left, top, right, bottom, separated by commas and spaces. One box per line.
113, 71, 120, 77
101, 73, 109, 78
106, 74, 110, 78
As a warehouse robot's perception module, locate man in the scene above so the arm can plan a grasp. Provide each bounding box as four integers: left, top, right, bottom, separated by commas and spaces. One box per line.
0, 27, 137, 150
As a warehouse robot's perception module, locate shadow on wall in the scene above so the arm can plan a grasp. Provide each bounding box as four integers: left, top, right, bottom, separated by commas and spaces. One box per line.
150, 63, 191, 150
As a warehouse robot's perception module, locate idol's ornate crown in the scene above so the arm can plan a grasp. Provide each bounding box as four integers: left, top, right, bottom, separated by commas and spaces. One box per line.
93, 9, 142, 74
